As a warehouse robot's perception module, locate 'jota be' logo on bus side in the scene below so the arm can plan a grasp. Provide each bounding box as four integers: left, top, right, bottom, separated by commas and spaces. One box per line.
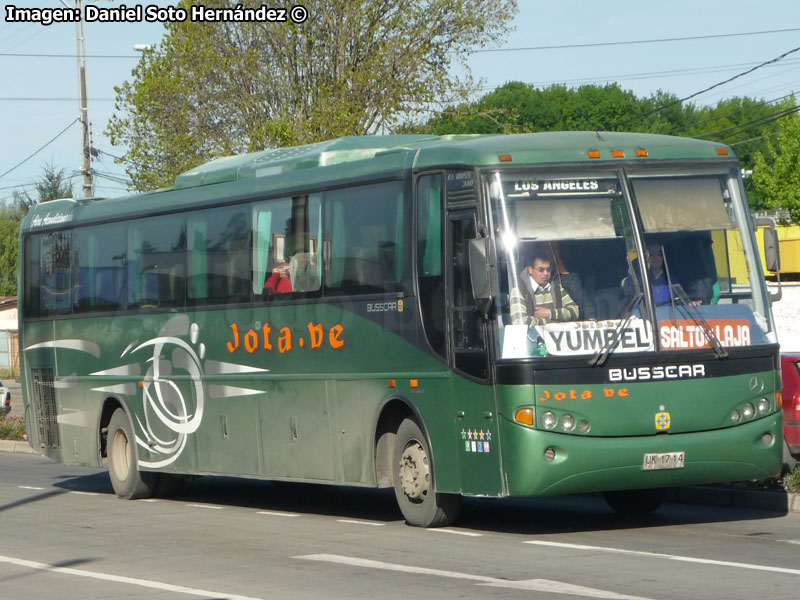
608, 364, 706, 382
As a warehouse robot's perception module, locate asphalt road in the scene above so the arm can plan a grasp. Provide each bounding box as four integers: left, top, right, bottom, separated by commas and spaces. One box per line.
1, 452, 800, 600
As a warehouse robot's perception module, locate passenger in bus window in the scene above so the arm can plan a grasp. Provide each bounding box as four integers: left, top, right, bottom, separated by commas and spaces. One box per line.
623, 243, 701, 307
668, 233, 715, 305
263, 257, 292, 294
510, 248, 580, 326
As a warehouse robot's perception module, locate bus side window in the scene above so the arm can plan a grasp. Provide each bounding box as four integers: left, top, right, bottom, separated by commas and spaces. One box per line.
416, 174, 446, 358
128, 214, 186, 309
324, 182, 403, 295
39, 231, 72, 316
188, 205, 250, 306
253, 195, 321, 298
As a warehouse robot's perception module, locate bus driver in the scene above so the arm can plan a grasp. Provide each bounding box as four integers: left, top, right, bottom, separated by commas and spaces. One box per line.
510, 248, 580, 326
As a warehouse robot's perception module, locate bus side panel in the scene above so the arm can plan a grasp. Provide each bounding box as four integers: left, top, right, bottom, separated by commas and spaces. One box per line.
451, 374, 504, 496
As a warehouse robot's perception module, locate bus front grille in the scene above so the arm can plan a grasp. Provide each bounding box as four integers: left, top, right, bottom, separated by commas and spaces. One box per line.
31, 367, 60, 449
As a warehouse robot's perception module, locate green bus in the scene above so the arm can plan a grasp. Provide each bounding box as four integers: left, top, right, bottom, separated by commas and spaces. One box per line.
19, 132, 783, 527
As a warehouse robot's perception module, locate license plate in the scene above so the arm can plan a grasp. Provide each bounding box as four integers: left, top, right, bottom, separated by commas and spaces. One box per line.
642, 451, 685, 470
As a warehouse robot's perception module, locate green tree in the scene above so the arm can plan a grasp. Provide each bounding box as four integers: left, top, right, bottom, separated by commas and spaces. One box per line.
0, 211, 19, 295
107, 0, 518, 191
752, 105, 800, 223
11, 162, 74, 218
407, 82, 693, 136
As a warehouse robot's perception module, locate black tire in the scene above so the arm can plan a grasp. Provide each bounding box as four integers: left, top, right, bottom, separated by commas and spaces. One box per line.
107, 408, 158, 499
603, 488, 668, 515
392, 418, 460, 527
783, 440, 798, 475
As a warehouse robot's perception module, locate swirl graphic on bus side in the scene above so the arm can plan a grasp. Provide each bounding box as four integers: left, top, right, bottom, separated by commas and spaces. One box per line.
129, 329, 205, 469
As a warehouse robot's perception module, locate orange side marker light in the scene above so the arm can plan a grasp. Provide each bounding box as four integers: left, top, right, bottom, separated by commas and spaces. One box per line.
514, 407, 534, 426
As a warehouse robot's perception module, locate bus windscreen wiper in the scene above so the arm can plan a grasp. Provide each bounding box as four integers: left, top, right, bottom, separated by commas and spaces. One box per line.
588, 291, 643, 367
669, 285, 729, 359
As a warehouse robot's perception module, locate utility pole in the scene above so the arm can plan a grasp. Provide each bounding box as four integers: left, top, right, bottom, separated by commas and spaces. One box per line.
61, 0, 93, 197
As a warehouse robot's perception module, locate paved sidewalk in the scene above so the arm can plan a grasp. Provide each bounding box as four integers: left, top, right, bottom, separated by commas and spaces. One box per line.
0, 439, 38, 455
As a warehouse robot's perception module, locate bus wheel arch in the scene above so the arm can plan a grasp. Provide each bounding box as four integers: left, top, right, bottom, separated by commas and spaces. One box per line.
374, 398, 414, 488
98, 397, 124, 462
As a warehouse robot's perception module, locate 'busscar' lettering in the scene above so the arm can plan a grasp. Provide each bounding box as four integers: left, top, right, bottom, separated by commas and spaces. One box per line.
608, 364, 706, 382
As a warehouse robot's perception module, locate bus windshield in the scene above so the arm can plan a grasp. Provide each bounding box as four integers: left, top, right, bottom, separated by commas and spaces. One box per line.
486, 167, 775, 360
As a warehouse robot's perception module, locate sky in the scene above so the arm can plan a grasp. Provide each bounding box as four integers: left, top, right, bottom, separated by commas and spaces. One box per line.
1, 0, 799, 204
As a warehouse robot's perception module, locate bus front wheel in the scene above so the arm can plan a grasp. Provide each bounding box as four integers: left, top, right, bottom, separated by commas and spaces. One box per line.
392, 418, 460, 527
107, 408, 158, 499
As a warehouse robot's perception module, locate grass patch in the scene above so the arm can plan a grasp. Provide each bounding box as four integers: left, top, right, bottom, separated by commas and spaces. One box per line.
785, 467, 800, 494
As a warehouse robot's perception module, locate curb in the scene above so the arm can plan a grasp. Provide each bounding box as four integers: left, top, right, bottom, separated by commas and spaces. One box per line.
0, 439, 40, 455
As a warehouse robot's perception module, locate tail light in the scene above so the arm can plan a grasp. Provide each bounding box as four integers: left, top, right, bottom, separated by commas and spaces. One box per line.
793, 391, 800, 422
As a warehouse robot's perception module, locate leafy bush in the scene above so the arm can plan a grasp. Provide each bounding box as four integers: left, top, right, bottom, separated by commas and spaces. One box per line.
0, 415, 25, 440
785, 467, 800, 494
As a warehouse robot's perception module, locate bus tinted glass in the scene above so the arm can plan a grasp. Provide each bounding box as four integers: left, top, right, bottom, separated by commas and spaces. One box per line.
324, 181, 404, 295
74, 222, 127, 312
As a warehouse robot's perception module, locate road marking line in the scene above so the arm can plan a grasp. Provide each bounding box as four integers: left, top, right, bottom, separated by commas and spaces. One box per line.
186, 503, 224, 510
296, 553, 650, 599
427, 528, 482, 537
524, 540, 800, 576
0, 553, 264, 600
336, 519, 385, 527
18, 485, 44, 490
69, 491, 99, 496
257, 510, 300, 518
778, 539, 800, 545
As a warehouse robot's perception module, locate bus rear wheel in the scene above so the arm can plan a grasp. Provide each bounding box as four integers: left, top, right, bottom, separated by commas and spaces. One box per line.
603, 488, 668, 515
392, 418, 460, 527
107, 408, 158, 499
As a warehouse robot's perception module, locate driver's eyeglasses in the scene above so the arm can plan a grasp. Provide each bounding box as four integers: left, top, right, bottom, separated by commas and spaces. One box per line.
534, 267, 551, 273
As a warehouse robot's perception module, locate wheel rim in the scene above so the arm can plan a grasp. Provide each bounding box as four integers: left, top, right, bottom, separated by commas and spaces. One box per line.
111, 428, 131, 481
398, 439, 430, 503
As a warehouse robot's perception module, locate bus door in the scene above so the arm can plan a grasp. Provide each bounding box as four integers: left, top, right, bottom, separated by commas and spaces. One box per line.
446, 208, 503, 496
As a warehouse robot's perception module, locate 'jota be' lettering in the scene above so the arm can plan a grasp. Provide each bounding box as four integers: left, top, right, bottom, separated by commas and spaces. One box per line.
226, 321, 345, 355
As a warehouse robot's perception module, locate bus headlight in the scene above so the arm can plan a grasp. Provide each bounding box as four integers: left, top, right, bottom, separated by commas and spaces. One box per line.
577, 419, 591, 433
559, 414, 576, 432
757, 398, 770, 414
730, 409, 741, 423
742, 403, 755, 419
541, 412, 557, 430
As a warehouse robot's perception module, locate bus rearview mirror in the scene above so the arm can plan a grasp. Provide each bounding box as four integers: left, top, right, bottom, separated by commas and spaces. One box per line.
468, 237, 496, 304
762, 227, 780, 273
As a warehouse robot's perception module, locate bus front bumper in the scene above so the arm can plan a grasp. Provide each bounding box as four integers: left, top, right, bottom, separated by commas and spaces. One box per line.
500, 413, 783, 497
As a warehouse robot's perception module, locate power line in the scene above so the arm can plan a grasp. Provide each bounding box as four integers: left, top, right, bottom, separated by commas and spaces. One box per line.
613, 44, 800, 129
3, 26, 799, 59
469, 27, 800, 54
0, 97, 115, 102
0, 119, 79, 180
696, 105, 800, 140
0, 52, 140, 58
476, 58, 800, 93
667, 92, 797, 135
